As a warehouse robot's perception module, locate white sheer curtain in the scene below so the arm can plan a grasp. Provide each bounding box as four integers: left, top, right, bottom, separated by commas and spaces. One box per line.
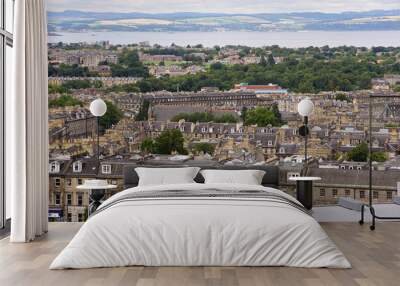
7, 0, 49, 242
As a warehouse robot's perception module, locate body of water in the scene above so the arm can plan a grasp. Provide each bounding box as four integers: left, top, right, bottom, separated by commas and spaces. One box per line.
48, 30, 400, 47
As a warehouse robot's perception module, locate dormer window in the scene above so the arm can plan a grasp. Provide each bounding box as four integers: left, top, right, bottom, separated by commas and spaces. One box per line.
279, 147, 285, 153
293, 129, 297, 135
349, 166, 354, 170
340, 165, 346, 170
268, 140, 273, 146
73, 161, 82, 173
49, 162, 60, 173
180, 127, 185, 132
201, 127, 207, 132
102, 164, 112, 174
230, 128, 235, 133
357, 166, 362, 170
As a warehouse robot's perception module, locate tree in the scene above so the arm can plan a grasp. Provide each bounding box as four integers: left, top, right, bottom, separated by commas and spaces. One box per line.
154, 129, 186, 155
110, 50, 149, 77
193, 142, 215, 155
48, 95, 83, 108
62, 79, 91, 90
140, 138, 155, 154
48, 63, 92, 77
271, 103, 283, 124
259, 55, 267, 67
244, 106, 282, 127
240, 106, 248, 122
335, 93, 351, 102
347, 142, 389, 162
135, 100, 150, 121
371, 151, 388, 162
99, 101, 123, 130
214, 113, 238, 123
210, 62, 223, 70
347, 142, 369, 162
267, 54, 276, 66
48, 84, 69, 94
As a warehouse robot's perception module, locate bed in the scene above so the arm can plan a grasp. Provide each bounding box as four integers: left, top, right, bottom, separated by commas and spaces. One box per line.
50, 167, 350, 269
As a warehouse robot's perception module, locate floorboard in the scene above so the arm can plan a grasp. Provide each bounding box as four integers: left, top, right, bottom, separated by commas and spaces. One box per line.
0, 222, 399, 286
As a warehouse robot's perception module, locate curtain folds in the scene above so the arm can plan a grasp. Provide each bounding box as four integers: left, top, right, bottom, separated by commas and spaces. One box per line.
7, 0, 49, 242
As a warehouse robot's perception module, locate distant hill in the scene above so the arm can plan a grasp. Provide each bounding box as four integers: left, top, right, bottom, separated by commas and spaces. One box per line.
48, 9, 400, 32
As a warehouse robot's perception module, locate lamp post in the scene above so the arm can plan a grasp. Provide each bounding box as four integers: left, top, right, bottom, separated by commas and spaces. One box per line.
90, 98, 107, 161
297, 97, 314, 166
291, 97, 318, 210
86, 99, 108, 215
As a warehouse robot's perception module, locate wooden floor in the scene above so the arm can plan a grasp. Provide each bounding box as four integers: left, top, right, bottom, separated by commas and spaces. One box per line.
0, 222, 399, 286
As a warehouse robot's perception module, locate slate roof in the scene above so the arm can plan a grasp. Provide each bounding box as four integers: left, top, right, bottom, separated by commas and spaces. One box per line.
308, 168, 400, 189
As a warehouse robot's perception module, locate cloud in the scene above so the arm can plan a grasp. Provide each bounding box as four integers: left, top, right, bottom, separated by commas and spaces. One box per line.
46, 0, 400, 13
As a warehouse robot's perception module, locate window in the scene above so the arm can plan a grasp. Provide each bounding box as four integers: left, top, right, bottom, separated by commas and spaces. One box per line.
111, 179, 117, 185
320, 189, 325, 198
77, 193, 83, 206
345, 190, 351, 197
78, 213, 84, 222
1, 0, 14, 227
55, 193, 61, 205
55, 178, 61, 187
78, 178, 83, 185
360, 190, 365, 199
373, 191, 379, 199
49, 161, 60, 173
66, 178, 72, 186
73, 161, 82, 173
387, 191, 393, 200
102, 164, 112, 174
332, 189, 338, 198
66, 193, 72, 205
67, 213, 72, 222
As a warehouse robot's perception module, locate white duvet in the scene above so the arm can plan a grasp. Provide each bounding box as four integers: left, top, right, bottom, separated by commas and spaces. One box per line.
50, 183, 351, 269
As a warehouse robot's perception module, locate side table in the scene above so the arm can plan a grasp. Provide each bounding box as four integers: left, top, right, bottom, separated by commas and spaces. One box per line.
288, 176, 321, 210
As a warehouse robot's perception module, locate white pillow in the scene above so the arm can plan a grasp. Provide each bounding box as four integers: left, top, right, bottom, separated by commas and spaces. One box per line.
135, 167, 200, 186
200, 169, 265, 185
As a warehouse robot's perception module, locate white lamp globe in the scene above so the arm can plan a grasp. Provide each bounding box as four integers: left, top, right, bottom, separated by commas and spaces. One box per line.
90, 98, 107, 117
297, 98, 314, 117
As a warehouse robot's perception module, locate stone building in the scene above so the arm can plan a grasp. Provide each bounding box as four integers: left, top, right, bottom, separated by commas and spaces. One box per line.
48, 159, 125, 222
308, 166, 400, 205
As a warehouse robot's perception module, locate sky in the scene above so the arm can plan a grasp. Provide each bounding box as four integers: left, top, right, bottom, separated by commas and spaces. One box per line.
47, 0, 400, 14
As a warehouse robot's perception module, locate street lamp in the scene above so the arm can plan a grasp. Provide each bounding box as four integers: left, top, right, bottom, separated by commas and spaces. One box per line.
90, 98, 107, 161
297, 97, 314, 166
